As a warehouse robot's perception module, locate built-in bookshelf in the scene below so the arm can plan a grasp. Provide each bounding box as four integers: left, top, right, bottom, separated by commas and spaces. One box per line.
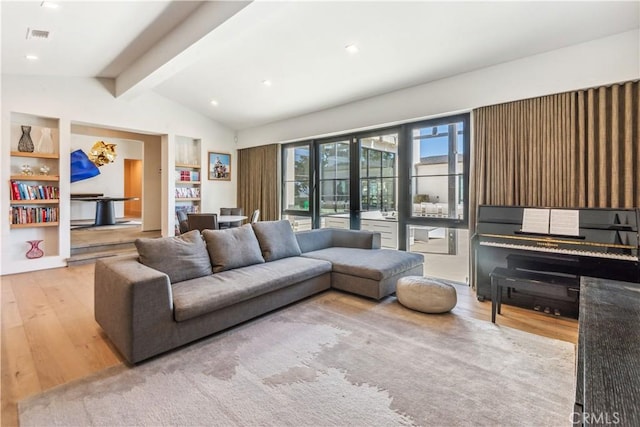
175, 167, 201, 201
174, 137, 202, 231
5, 112, 62, 271
9, 156, 61, 228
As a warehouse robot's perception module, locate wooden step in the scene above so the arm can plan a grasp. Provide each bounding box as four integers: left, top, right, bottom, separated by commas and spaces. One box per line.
71, 241, 136, 256
69, 224, 159, 266
67, 246, 138, 266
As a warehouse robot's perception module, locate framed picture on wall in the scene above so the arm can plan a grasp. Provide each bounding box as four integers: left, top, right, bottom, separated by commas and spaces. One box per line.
208, 152, 231, 180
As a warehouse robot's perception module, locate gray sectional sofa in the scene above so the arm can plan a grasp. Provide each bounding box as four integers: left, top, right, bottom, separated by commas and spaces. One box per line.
95, 220, 423, 364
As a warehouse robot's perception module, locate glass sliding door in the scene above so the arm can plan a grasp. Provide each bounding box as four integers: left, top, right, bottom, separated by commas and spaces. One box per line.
318, 139, 350, 229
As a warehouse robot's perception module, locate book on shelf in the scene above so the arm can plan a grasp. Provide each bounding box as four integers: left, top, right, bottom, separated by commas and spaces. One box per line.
11, 206, 59, 224
10, 180, 59, 200
176, 170, 200, 182
174, 187, 201, 198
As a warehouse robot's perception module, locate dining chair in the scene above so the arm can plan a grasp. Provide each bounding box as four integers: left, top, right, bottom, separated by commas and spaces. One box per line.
187, 213, 218, 232
219, 207, 244, 229
176, 209, 189, 234
250, 209, 260, 224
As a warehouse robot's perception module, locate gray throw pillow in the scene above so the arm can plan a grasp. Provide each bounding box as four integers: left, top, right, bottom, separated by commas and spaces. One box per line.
251, 220, 302, 261
202, 224, 265, 272
135, 230, 212, 283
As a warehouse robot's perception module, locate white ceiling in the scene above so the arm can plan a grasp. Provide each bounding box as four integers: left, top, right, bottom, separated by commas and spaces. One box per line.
2, 1, 638, 131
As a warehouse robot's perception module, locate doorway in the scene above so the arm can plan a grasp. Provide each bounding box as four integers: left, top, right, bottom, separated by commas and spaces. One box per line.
124, 158, 142, 218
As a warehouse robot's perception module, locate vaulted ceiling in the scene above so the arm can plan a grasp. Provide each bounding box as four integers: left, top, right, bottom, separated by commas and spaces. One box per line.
2, 1, 638, 130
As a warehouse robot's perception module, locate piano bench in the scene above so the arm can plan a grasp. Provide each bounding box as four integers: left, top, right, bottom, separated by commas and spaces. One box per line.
489, 267, 579, 323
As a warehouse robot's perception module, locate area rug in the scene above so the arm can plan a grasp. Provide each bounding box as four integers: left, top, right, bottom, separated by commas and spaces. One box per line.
19, 291, 575, 426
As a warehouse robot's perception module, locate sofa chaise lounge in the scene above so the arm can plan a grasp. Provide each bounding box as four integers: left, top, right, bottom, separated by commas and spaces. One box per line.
95, 220, 424, 364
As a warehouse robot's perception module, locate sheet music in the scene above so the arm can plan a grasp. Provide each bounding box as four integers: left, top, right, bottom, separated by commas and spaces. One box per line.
521, 208, 550, 234
550, 209, 580, 236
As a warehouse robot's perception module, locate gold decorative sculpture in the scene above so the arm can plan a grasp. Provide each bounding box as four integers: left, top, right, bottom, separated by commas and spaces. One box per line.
88, 141, 117, 166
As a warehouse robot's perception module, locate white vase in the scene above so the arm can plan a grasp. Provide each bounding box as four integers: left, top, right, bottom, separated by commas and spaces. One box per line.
36, 128, 54, 154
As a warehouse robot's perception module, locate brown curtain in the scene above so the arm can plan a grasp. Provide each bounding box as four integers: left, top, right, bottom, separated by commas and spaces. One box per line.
237, 144, 279, 221
471, 80, 639, 231
575, 82, 640, 208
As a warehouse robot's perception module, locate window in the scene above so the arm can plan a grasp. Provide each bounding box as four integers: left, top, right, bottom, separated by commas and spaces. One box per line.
281, 114, 469, 242
282, 143, 311, 212
360, 147, 396, 212
319, 140, 350, 215
408, 115, 469, 225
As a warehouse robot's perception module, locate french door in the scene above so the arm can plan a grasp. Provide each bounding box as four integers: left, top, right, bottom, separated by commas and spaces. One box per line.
316, 130, 399, 247
281, 129, 399, 242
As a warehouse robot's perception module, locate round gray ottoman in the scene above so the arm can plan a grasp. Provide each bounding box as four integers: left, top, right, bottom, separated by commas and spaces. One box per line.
396, 276, 457, 313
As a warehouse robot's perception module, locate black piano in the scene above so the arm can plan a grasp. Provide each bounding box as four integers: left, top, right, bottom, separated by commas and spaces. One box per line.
473, 205, 639, 318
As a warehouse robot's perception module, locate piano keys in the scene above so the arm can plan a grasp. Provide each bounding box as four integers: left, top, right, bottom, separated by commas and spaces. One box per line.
473, 205, 640, 318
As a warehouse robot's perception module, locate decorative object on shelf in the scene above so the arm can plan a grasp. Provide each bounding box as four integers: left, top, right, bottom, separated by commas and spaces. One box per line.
88, 140, 117, 166
39, 165, 51, 175
36, 127, 54, 154
18, 125, 35, 152
21, 164, 34, 175
25, 240, 44, 259
208, 152, 231, 180
70, 149, 100, 182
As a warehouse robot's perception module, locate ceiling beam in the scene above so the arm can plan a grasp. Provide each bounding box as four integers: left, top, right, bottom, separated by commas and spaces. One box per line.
115, 0, 251, 99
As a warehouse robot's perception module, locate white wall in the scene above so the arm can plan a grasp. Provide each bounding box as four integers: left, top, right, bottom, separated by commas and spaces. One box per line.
1, 75, 236, 274
237, 30, 640, 147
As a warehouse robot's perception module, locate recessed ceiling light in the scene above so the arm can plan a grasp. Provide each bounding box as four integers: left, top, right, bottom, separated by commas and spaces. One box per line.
210, 100, 219, 106
262, 80, 272, 87
345, 44, 359, 54
25, 54, 39, 60
41, 1, 59, 8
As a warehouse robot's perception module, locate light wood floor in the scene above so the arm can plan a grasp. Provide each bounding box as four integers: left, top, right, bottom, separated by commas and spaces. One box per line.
0, 264, 578, 427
